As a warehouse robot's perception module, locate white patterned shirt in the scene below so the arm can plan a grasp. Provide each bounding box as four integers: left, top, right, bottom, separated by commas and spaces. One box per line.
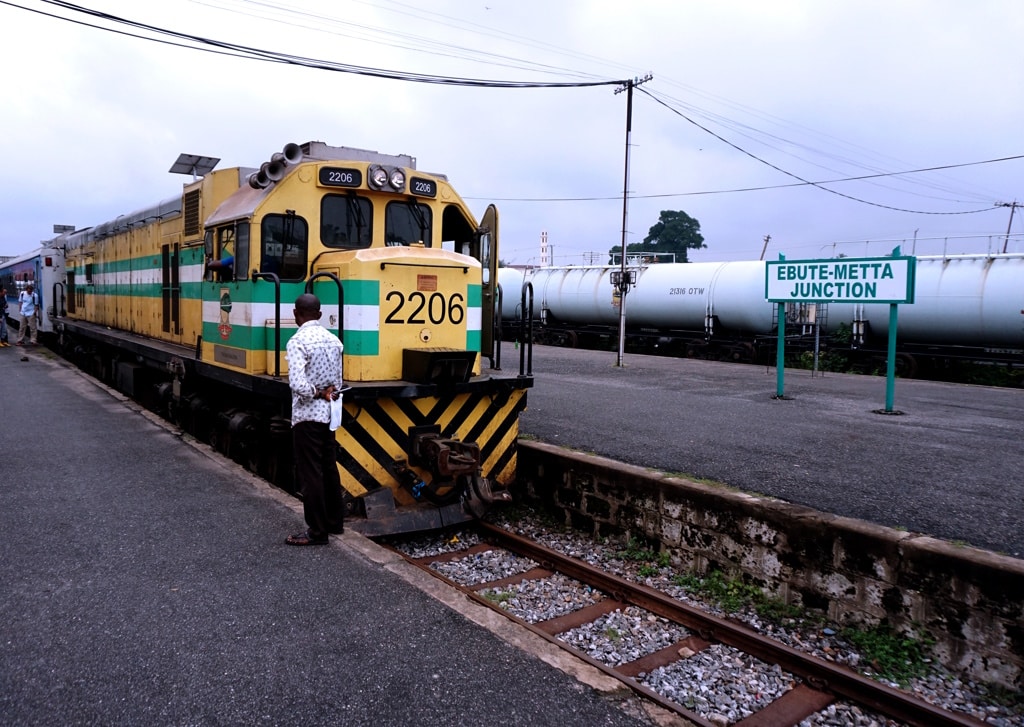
286, 320, 344, 425
19, 290, 38, 317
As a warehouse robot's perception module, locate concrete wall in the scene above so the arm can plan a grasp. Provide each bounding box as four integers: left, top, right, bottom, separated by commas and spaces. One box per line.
515, 440, 1024, 690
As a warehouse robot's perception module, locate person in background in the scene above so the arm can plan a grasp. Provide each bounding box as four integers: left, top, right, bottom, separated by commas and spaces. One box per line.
0, 287, 9, 345
284, 293, 345, 546
207, 239, 234, 281
16, 284, 38, 346
207, 252, 234, 280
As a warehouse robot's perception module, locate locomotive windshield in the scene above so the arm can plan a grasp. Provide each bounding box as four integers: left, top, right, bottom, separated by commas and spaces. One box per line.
321, 193, 372, 249
260, 213, 308, 280
385, 201, 432, 247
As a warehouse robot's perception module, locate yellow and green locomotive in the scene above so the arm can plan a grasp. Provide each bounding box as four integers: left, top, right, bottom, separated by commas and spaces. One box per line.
59, 141, 532, 534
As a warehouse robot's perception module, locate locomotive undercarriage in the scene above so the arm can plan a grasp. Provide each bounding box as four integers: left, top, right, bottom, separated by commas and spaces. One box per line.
56, 320, 298, 488
54, 319, 531, 534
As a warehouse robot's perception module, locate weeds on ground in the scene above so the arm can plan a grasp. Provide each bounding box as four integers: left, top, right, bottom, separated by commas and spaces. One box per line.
483, 590, 514, 608
672, 570, 801, 621
495, 503, 565, 531
840, 623, 934, 685
797, 350, 850, 373
614, 538, 671, 569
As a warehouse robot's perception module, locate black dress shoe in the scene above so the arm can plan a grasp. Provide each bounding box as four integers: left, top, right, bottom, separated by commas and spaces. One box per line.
285, 531, 329, 546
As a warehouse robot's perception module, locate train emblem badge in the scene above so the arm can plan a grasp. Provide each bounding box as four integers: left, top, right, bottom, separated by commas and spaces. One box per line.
218, 289, 232, 339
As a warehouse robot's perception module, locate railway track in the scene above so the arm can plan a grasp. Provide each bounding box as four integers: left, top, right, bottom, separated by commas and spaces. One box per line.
383, 521, 988, 727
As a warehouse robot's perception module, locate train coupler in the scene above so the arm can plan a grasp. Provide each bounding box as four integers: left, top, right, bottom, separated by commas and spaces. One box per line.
408, 426, 480, 479
462, 474, 512, 519
389, 426, 512, 517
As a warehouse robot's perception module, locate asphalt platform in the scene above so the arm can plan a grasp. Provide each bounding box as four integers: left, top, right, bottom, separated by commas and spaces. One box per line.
0, 345, 656, 727
512, 342, 1024, 559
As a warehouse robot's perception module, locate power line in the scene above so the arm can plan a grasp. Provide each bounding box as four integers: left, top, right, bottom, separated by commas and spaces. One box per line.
643, 87, 1001, 205
186, 0, 611, 80
6, 0, 624, 89
467, 153, 1024, 204
636, 86, 1002, 216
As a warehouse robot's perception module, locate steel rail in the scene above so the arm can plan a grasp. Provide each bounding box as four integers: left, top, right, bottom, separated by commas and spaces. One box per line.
475, 522, 985, 727
394, 542, 712, 725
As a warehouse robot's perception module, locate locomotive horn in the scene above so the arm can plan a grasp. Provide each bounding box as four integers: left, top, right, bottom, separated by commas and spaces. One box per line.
250, 167, 271, 189
282, 142, 303, 165
263, 159, 286, 183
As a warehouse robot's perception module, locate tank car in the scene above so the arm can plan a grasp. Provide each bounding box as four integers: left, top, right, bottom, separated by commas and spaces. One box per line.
53, 140, 532, 535
499, 254, 1024, 376
0, 243, 67, 339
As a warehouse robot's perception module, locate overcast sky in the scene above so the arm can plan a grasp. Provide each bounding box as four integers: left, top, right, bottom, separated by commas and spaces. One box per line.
2, 0, 1022, 265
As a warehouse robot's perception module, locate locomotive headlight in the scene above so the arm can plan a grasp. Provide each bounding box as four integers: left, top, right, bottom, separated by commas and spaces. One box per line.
368, 165, 388, 189
388, 168, 406, 191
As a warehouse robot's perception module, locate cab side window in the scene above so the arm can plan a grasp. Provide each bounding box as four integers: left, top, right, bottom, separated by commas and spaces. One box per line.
441, 204, 475, 256
206, 224, 248, 282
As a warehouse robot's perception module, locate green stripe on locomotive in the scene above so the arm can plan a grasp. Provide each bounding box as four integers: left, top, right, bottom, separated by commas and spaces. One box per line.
200, 280, 482, 359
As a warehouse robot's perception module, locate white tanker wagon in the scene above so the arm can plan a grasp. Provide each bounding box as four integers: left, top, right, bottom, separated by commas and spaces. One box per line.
497, 253, 1024, 376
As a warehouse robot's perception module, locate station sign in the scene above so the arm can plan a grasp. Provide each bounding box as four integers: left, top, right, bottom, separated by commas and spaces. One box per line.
765, 255, 915, 304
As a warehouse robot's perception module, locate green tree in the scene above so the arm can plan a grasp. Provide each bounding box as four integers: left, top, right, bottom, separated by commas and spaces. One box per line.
608, 210, 706, 263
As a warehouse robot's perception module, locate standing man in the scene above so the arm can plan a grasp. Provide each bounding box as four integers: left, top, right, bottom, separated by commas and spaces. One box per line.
16, 284, 39, 346
284, 293, 345, 546
0, 287, 9, 345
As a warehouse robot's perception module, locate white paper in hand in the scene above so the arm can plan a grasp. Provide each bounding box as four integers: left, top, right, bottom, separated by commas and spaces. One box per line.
329, 394, 344, 431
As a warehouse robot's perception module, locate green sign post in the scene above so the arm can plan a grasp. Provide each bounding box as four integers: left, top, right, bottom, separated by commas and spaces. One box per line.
765, 248, 916, 412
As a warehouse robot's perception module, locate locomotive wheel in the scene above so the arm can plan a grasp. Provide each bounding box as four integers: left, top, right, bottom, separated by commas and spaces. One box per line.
552, 330, 578, 348
208, 426, 224, 455
237, 430, 262, 473
342, 491, 363, 518
733, 342, 756, 363
895, 353, 919, 379
686, 342, 708, 359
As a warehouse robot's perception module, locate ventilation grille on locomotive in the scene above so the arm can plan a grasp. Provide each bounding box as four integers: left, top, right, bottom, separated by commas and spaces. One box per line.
183, 190, 201, 237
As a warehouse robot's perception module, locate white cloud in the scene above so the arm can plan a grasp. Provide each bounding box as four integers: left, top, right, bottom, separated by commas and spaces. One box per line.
1, 0, 1021, 262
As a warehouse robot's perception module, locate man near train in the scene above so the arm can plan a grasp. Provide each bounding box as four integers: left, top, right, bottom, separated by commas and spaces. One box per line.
284, 293, 346, 546
0, 286, 9, 345
16, 284, 38, 346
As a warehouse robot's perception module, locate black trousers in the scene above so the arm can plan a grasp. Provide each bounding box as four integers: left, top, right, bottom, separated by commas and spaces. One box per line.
292, 420, 344, 538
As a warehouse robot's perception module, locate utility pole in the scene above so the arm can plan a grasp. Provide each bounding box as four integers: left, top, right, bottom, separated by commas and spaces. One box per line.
613, 73, 652, 367
999, 200, 1019, 253
759, 234, 771, 261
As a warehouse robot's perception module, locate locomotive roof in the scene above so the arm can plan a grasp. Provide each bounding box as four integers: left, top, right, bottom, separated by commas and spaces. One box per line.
64, 195, 182, 250
53, 142, 442, 248
300, 141, 416, 168
204, 141, 428, 228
